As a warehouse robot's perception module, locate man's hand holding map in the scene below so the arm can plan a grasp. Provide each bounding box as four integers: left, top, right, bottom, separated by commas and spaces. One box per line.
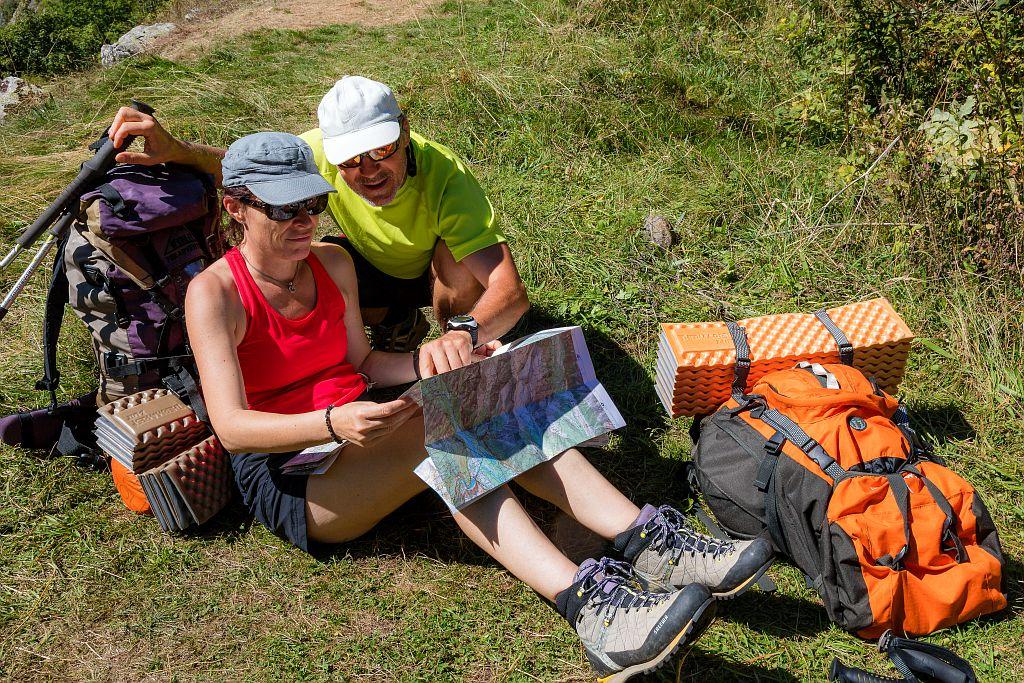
408, 326, 625, 510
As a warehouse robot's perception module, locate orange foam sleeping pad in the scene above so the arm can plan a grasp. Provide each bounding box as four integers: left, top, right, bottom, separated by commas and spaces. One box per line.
655, 297, 914, 417
111, 458, 151, 515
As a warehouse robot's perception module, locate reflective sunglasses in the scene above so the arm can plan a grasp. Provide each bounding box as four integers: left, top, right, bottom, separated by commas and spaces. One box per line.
238, 193, 330, 221
338, 139, 402, 169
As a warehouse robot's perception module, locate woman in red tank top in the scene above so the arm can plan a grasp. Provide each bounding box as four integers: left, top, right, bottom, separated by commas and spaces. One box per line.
176, 131, 764, 679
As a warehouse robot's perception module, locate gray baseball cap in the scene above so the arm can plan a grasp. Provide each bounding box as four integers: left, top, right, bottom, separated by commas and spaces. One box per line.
222, 132, 336, 205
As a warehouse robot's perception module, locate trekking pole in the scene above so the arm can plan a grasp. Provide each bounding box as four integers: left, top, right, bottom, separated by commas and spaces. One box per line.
0, 99, 155, 272
0, 212, 75, 323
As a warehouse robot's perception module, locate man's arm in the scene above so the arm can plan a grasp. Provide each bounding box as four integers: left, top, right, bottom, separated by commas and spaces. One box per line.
417, 242, 528, 377
457, 243, 528, 345
109, 107, 226, 184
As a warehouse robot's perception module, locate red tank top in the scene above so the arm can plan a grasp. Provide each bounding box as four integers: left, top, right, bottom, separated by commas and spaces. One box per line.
225, 247, 366, 414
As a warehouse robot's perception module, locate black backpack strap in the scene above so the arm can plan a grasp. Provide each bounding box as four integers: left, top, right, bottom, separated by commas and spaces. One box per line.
163, 362, 209, 424
814, 309, 854, 365
883, 631, 977, 683
875, 474, 912, 571
755, 407, 847, 482
36, 231, 71, 410
903, 463, 969, 563
96, 183, 129, 218
725, 321, 751, 399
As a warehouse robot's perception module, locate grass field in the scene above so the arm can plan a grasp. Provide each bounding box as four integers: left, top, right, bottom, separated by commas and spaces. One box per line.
1, 0, 1021, 680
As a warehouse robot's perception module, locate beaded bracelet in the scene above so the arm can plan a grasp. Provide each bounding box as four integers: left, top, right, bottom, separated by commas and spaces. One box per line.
324, 403, 345, 444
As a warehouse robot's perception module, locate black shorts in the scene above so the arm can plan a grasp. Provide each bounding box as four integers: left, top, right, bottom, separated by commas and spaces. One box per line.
322, 235, 432, 310
230, 450, 312, 552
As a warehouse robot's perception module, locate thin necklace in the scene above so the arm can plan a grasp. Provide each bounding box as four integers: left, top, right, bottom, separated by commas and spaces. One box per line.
238, 246, 302, 293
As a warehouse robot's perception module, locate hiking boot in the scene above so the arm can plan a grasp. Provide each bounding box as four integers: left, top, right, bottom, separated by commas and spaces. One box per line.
369, 307, 430, 352
556, 557, 716, 683
614, 504, 774, 598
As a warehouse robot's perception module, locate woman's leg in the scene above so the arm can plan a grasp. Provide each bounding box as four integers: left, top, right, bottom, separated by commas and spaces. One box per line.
306, 414, 578, 599
513, 448, 641, 540
452, 485, 578, 601
304, 414, 431, 544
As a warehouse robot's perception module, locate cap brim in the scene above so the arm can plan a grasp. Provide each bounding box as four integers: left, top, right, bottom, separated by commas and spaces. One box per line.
322, 119, 401, 166
245, 172, 337, 205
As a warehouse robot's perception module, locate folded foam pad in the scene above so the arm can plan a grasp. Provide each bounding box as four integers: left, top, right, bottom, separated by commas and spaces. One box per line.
150, 435, 232, 527
656, 298, 914, 417
95, 389, 209, 471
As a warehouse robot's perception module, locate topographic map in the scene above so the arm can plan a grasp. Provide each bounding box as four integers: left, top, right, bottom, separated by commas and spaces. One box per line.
410, 327, 625, 510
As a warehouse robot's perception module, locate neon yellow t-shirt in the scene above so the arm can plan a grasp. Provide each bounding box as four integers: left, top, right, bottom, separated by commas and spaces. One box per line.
299, 129, 505, 280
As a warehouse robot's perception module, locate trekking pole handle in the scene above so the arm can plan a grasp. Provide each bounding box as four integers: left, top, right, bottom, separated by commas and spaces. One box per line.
829, 659, 903, 683
14, 100, 155, 250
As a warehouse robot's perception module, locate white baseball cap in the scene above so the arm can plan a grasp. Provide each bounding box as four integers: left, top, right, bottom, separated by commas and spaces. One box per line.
317, 76, 403, 166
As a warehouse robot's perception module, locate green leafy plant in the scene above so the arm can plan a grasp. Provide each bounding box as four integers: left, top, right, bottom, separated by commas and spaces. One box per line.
0, 0, 165, 76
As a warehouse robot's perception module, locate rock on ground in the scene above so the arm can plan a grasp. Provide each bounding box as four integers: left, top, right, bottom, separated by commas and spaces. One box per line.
643, 212, 675, 250
0, 76, 43, 121
100, 23, 177, 67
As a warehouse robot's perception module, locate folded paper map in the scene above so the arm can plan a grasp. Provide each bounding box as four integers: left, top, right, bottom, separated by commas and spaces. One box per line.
411, 326, 625, 510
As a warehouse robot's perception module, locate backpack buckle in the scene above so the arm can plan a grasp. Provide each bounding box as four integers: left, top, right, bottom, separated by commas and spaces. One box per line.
34, 374, 61, 392
764, 432, 786, 455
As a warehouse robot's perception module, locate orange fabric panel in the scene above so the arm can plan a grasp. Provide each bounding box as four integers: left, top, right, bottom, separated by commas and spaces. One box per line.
656, 298, 913, 416
111, 458, 151, 515
830, 465, 1006, 637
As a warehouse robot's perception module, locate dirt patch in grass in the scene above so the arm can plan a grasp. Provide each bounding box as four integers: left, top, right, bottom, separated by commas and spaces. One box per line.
157, 0, 443, 61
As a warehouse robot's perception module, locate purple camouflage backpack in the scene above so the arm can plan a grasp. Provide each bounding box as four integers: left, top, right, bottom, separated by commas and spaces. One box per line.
39, 163, 222, 419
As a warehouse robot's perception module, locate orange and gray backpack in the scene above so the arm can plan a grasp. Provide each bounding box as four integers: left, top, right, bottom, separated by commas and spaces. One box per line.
689, 311, 1006, 638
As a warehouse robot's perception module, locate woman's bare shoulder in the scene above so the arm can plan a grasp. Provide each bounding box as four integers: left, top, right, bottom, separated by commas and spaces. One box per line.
186, 256, 243, 312
310, 242, 357, 288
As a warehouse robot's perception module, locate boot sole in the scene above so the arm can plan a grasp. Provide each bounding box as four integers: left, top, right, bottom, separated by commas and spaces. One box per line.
712, 558, 773, 600
596, 594, 717, 683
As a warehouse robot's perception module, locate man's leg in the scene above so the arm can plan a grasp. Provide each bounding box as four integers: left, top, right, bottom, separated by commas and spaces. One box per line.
431, 240, 484, 324
321, 235, 430, 350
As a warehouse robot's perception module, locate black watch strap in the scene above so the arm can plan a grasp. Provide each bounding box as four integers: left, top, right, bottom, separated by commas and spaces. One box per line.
446, 316, 479, 347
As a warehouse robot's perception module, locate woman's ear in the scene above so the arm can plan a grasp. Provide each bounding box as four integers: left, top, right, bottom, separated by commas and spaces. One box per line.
223, 195, 246, 224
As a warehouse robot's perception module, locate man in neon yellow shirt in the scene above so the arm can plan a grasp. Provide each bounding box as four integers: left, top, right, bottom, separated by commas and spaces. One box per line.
109, 76, 529, 377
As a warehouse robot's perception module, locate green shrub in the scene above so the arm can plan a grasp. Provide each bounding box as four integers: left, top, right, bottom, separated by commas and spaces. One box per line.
0, 0, 165, 76
780, 0, 1024, 278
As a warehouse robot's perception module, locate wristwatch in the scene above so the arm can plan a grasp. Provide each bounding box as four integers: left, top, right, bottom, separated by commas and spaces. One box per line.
446, 314, 479, 347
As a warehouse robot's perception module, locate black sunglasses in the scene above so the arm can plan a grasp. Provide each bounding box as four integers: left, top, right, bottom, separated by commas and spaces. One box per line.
238, 193, 330, 221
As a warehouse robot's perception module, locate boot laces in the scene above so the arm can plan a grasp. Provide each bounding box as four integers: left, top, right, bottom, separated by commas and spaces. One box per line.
577, 558, 668, 626
643, 505, 735, 564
